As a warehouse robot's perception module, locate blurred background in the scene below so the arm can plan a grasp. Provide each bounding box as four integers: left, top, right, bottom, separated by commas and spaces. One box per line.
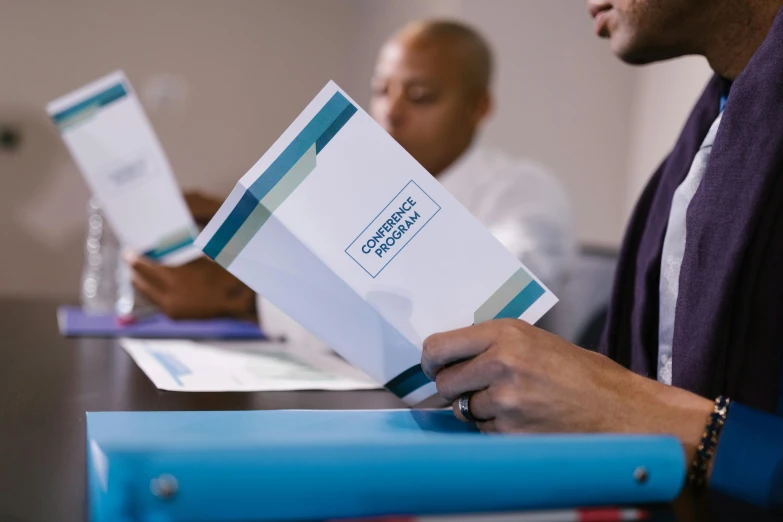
0, 0, 711, 305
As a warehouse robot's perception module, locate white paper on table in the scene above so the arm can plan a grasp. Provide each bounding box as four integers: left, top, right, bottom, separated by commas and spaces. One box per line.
196, 81, 558, 406
46, 70, 200, 266
120, 338, 380, 392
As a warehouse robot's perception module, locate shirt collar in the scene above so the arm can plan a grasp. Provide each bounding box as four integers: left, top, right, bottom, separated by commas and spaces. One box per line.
436, 142, 481, 186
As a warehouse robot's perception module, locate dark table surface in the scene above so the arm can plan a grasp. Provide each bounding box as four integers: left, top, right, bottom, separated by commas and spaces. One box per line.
0, 298, 778, 522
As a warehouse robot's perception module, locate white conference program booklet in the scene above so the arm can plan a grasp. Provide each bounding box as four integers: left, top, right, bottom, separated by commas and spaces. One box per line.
197, 81, 557, 405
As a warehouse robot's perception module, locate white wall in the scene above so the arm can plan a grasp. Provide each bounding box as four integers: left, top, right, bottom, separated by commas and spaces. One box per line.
625, 57, 713, 218
0, 0, 362, 299
0, 0, 713, 300
348, 0, 636, 247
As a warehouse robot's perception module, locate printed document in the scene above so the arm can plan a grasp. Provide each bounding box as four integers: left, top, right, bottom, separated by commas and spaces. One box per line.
120, 338, 379, 392
47, 70, 199, 266
196, 81, 557, 405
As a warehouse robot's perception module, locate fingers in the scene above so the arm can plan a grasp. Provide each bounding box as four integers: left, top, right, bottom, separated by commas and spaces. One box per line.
450, 387, 496, 424
476, 419, 499, 433
130, 270, 167, 306
467, 387, 501, 422
125, 251, 170, 306
451, 397, 500, 433
183, 189, 204, 201
127, 252, 170, 290
434, 349, 502, 401
452, 396, 469, 423
422, 321, 501, 380
454, 411, 503, 433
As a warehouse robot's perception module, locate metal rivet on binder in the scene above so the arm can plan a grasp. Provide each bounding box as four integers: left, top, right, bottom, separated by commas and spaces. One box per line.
150, 474, 178, 500
633, 466, 649, 484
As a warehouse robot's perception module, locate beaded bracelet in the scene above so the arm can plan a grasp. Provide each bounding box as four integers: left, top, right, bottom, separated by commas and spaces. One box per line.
688, 395, 730, 488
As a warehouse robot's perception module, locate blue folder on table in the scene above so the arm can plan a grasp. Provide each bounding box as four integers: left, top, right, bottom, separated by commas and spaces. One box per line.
86, 410, 685, 522
58, 306, 265, 339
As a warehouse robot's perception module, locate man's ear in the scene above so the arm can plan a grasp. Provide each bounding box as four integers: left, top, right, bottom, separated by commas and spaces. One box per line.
472, 90, 493, 127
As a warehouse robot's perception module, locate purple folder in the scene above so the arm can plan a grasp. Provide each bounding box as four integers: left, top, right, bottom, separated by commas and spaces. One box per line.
57, 306, 265, 339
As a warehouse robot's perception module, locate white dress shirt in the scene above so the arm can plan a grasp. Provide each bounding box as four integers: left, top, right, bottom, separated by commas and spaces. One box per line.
258, 145, 577, 352
437, 145, 576, 294
658, 112, 723, 385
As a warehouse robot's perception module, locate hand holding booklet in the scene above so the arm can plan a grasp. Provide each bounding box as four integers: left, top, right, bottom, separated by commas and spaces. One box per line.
48, 70, 202, 319
84, 82, 688, 522
47, 70, 200, 267
196, 81, 558, 404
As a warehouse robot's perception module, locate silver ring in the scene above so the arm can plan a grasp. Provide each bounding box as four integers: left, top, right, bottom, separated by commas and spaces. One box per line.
458, 392, 478, 422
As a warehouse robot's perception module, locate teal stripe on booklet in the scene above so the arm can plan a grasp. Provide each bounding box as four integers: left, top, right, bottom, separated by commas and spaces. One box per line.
51, 83, 128, 129
144, 231, 196, 261
474, 268, 544, 323
202, 91, 356, 261
384, 364, 430, 400
493, 280, 545, 320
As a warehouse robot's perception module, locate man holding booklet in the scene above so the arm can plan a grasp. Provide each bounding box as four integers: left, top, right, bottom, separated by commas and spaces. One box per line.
128, 20, 577, 352
127, 2, 783, 510
423, 0, 783, 509
46, 2, 783, 516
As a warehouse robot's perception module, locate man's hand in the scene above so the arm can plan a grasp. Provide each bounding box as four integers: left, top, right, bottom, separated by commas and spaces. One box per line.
127, 253, 256, 321
184, 190, 223, 226
422, 318, 713, 449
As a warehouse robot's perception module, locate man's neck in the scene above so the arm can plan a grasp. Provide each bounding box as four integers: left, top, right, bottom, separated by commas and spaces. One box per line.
701, 2, 783, 80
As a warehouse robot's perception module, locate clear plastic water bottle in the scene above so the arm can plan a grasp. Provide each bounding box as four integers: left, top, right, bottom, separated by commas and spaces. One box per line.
80, 199, 121, 313
82, 200, 160, 320
114, 252, 136, 318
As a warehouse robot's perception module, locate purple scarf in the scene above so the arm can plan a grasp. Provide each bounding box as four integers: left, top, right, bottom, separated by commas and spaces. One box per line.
601, 8, 783, 412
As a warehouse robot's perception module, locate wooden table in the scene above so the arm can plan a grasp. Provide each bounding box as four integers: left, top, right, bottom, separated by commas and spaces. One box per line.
0, 298, 402, 521
0, 298, 776, 522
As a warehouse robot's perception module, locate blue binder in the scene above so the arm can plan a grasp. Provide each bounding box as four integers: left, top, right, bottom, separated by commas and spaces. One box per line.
86, 410, 685, 521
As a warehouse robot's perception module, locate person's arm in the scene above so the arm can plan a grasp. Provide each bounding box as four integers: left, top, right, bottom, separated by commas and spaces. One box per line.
420, 319, 780, 509
710, 403, 783, 508
127, 253, 257, 321
126, 189, 257, 321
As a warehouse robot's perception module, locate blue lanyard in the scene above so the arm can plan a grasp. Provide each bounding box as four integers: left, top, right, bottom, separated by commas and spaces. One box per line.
719, 79, 731, 113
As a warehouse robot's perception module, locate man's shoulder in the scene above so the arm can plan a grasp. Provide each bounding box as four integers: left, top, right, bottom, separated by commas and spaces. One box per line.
476, 147, 567, 194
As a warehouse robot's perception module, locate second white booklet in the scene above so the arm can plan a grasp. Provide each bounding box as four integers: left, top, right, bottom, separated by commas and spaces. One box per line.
197, 81, 557, 405
47, 70, 200, 267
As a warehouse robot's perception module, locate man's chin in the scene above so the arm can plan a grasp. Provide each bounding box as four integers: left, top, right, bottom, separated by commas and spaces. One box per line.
611, 37, 681, 66
616, 50, 660, 66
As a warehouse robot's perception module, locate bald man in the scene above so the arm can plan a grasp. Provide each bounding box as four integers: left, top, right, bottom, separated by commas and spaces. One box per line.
371, 21, 575, 289
129, 20, 576, 351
